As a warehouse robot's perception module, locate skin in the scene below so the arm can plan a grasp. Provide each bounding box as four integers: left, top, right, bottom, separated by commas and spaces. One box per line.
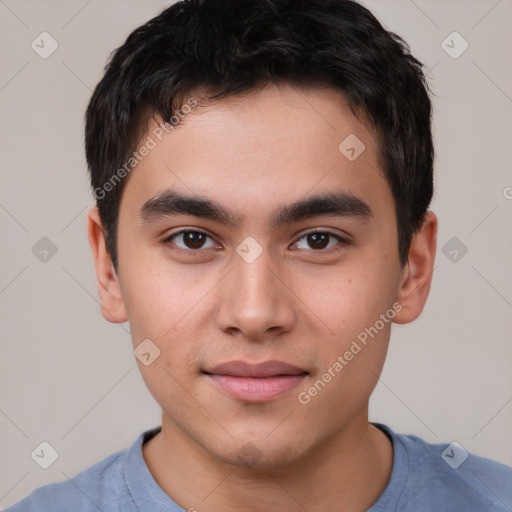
88, 83, 437, 512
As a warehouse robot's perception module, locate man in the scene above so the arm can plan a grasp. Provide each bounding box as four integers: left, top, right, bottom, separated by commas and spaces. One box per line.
7, 0, 511, 510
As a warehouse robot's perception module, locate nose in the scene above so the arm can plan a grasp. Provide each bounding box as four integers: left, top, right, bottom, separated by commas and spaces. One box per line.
215, 246, 296, 342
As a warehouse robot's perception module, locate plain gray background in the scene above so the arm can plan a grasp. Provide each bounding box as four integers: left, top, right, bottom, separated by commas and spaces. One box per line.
1, 0, 511, 508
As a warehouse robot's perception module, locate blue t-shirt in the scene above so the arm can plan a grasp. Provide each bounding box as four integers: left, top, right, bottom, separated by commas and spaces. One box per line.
5, 422, 512, 511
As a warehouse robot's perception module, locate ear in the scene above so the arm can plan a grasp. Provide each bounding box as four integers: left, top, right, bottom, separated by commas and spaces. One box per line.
87, 207, 127, 324
394, 210, 437, 324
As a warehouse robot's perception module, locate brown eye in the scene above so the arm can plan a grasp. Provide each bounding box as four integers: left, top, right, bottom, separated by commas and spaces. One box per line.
182, 231, 206, 249
294, 231, 348, 251
307, 233, 329, 249
164, 229, 217, 251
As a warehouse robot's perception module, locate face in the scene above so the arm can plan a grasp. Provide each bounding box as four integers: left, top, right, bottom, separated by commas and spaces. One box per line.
89, 83, 435, 469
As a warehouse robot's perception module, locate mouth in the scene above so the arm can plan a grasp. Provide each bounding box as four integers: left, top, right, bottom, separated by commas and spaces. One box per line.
203, 360, 309, 402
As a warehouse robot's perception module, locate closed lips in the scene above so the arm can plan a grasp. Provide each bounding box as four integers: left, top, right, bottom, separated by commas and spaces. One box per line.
203, 360, 308, 378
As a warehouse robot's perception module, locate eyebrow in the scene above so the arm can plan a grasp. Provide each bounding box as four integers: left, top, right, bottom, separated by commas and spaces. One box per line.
138, 189, 373, 229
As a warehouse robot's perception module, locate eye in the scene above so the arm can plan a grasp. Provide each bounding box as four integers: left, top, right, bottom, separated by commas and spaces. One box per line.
164, 229, 219, 251
292, 230, 349, 251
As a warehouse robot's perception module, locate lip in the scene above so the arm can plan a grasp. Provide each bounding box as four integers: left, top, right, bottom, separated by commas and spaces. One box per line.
204, 360, 308, 402
205, 360, 307, 378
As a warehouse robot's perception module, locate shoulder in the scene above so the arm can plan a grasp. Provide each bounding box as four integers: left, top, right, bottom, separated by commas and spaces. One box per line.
4, 445, 131, 512
377, 423, 512, 511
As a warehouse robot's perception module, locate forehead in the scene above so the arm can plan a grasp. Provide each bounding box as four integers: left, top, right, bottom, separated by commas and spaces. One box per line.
120, 82, 392, 227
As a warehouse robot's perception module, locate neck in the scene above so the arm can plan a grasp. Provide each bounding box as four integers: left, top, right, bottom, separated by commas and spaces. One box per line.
142, 409, 393, 512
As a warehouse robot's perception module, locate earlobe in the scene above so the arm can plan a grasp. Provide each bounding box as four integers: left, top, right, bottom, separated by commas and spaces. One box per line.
394, 211, 437, 324
87, 207, 128, 324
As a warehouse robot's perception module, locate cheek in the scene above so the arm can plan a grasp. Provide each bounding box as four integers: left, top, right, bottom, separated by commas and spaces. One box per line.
121, 264, 215, 391
296, 261, 396, 339
120, 247, 208, 342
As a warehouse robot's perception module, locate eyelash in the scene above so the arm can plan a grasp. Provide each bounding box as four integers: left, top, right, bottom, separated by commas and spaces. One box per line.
162, 228, 351, 255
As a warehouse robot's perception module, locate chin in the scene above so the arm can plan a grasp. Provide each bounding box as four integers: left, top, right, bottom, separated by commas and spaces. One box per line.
211, 432, 310, 471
